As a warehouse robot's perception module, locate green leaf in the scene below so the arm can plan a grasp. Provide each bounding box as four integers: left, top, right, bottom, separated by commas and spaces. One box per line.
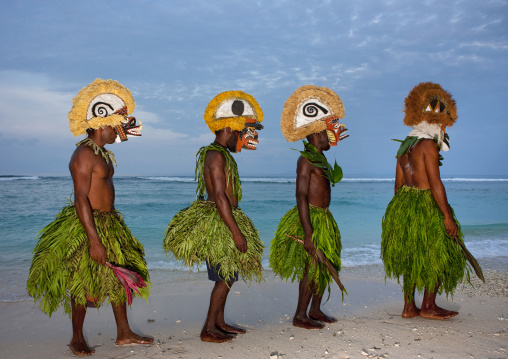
331, 161, 343, 184
293, 141, 343, 186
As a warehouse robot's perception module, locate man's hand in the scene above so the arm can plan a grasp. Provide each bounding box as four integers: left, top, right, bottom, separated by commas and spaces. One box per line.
304, 234, 316, 257
233, 232, 248, 253
89, 241, 107, 265
444, 216, 458, 239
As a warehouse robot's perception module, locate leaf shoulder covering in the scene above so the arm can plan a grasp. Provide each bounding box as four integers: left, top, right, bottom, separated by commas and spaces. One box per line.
393, 137, 444, 166
195, 143, 242, 200
292, 140, 343, 186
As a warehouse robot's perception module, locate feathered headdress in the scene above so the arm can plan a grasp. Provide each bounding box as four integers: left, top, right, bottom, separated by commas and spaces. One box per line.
203, 90, 263, 133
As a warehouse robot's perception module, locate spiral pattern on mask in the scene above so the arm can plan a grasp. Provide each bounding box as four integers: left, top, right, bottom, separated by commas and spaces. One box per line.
91, 102, 114, 118
303, 103, 328, 118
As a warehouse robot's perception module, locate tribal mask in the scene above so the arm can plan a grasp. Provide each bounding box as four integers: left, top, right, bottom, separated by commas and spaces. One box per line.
204, 91, 263, 133
236, 117, 264, 152
325, 117, 348, 146
281, 85, 346, 142
403, 82, 457, 128
69, 79, 141, 138
111, 107, 143, 143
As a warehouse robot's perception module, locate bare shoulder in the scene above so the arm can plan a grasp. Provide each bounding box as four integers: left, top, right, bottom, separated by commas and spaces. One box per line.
297, 155, 313, 171
413, 138, 439, 153
69, 144, 97, 171
204, 149, 226, 167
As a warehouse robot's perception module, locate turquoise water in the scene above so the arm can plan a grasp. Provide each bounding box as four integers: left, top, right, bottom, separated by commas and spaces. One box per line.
1, 175, 507, 301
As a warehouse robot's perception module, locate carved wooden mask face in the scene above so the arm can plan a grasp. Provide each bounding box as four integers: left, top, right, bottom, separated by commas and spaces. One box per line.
113, 107, 142, 143
325, 117, 348, 146
235, 117, 263, 152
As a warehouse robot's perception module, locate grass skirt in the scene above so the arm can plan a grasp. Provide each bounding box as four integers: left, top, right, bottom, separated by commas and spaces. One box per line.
381, 186, 470, 298
163, 200, 264, 283
269, 205, 341, 294
27, 205, 150, 317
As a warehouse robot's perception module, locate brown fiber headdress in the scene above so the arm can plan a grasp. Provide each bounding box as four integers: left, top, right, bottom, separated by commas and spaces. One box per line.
403, 82, 457, 127
281, 85, 344, 142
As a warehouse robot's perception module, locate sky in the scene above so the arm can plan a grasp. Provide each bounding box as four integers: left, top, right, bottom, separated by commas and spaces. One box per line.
0, 0, 507, 177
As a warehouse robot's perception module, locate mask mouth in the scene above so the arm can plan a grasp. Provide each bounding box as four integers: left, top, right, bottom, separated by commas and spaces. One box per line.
236, 119, 263, 152
115, 117, 142, 142
325, 117, 348, 146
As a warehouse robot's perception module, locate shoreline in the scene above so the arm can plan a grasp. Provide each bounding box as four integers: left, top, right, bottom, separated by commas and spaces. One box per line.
1, 262, 507, 359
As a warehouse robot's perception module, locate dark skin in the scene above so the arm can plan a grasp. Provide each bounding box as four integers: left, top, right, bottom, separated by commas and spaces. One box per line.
395, 133, 459, 320
293, 130, 338, 330
200, 127, 248, 343
68, 126, 153, 356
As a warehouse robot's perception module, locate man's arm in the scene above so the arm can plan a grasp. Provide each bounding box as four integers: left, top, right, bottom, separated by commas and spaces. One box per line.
69, 148, 107, 264
422, 140, 458, 238
207, 151, 247, 253
295, 156, 315, 256
394, 158, 404, 195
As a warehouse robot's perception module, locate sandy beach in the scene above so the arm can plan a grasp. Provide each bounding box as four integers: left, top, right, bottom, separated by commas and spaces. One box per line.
1, 263, 507, 359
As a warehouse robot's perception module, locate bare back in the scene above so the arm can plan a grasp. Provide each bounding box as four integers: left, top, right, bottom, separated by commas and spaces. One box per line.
395, 139, 445, 191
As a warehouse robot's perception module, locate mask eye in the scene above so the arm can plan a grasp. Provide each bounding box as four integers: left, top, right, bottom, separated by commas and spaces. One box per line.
216, 99, 255, 119
425, 98, 447, 113
295, 99, 331, 128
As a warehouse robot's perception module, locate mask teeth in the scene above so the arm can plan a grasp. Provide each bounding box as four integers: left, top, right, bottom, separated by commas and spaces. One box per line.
115, 125, 128, 142
327, 130, 336, 143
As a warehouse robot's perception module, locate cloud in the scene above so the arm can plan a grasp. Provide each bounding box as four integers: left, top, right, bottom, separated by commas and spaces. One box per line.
0, 71, 72, 140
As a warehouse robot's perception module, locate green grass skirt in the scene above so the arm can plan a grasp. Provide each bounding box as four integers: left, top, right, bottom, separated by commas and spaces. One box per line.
381, 186, 470, 298
27, 205, 150, 317
269, 205, 341, 293
163, 200, 264, 283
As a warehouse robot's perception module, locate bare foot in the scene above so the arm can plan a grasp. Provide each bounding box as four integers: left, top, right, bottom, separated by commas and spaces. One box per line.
70, 338, 95, 356
420, 305, 458, 320
309, 310, 337, 323
293, 316, 325, 330
217, 323, 246, 334
402, 303, 421, 319
201, 327, 235, 343
115, 332, 154, 345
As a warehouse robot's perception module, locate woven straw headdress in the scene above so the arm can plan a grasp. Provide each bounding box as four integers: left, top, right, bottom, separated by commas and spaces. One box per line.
281, 85, 344, 142
68, 78, 136, 136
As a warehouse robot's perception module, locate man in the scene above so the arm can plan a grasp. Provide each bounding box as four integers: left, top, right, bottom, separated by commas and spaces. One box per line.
163, 91, 264, 343
381, 82, 482, 319
27, 79, 153, 355
270, 85, 348, 329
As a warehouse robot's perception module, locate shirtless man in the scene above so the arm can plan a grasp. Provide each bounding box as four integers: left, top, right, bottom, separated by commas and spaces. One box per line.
27, 79, 152, 355
381, 82, 478, 319
270, 85, 348, 329
163, 91, 264, 343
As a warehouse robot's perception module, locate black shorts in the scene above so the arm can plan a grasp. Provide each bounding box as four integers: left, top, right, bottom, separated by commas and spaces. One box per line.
206, 260, 239, 282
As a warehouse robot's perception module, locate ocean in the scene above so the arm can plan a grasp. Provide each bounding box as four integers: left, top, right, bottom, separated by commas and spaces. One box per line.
1, 175, 507, 302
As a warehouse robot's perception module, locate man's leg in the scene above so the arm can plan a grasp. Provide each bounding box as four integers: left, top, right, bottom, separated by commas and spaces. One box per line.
70, 297, 95, 356
201, 281, 235, 342
308, 290, 337, 323
402, 285, 420, 318
112, 302, 154, 345
420, 283, 458, 320
215, 281, 246, 334
293, 263, 325, 330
